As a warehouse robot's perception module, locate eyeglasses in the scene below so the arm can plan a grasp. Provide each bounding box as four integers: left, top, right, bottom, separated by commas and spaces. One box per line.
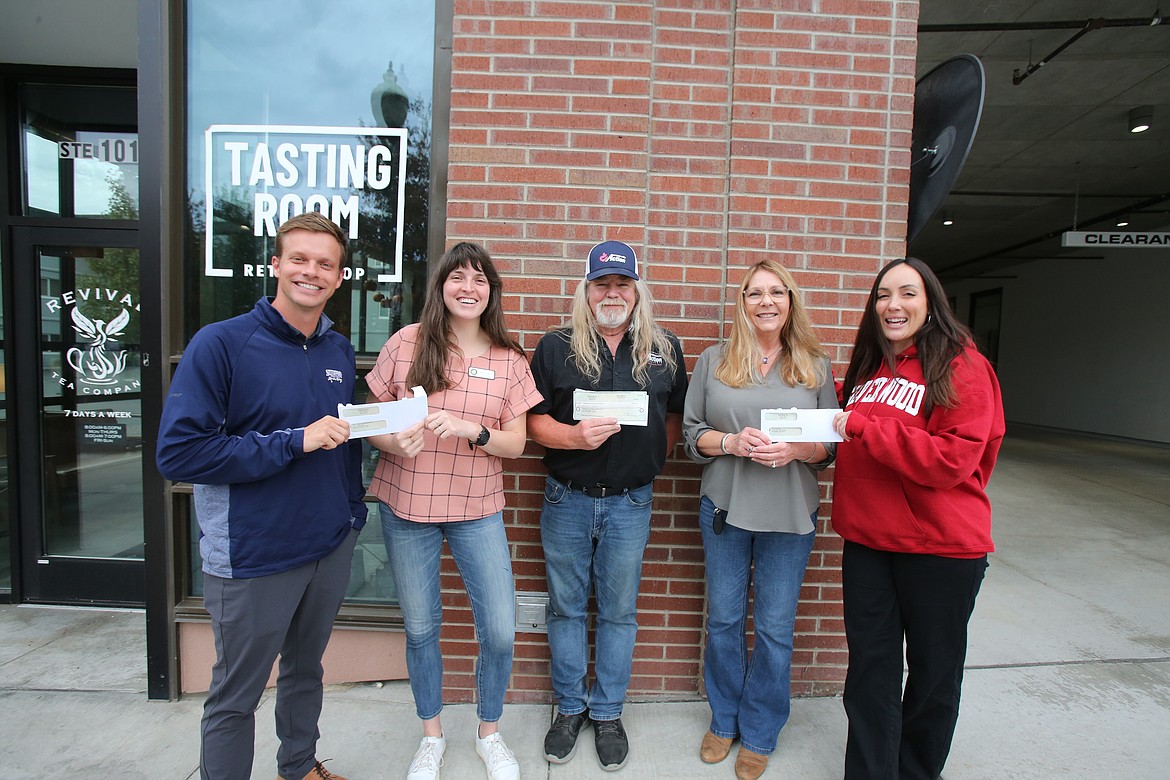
743, 287, 789, 304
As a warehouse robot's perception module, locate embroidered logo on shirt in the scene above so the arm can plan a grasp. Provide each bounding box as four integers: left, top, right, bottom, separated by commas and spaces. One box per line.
648, 352, 664, 366
325, 369, 344, 384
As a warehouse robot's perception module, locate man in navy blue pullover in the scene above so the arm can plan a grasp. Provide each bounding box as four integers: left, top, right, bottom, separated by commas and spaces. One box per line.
157, 211, 366, 780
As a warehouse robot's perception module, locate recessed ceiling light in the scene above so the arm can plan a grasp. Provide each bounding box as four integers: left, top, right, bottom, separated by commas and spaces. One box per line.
1129, 105, 1153, 134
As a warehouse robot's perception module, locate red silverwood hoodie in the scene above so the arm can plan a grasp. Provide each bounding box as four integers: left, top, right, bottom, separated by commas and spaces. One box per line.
832, 344, 1004, 557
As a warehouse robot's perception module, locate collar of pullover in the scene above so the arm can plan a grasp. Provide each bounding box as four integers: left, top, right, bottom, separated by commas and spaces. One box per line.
254, 296, 334, 344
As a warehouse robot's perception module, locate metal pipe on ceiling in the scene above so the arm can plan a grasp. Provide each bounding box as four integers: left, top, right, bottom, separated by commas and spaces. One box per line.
1011, 19, 1101, 85
918, 13, 1167, 86
918, 15, 1164, 34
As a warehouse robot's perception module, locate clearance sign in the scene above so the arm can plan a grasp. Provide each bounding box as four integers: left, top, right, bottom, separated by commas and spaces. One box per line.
1062, 231, 1170, 247
203, 124, 408, 281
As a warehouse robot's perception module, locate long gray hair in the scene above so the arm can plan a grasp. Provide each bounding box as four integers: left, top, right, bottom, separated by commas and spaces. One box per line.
567, 277, 678, 387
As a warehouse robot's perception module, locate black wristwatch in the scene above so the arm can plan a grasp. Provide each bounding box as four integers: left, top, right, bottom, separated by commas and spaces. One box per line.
469, 424, 491, 450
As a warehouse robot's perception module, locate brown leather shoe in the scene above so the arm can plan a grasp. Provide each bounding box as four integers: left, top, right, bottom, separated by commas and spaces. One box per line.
700, 731, 734, 763
277, 759, 348, 780
735, 746, 769, 780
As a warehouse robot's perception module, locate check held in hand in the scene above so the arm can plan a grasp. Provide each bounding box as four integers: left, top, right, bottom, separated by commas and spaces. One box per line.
572, 389, 649, 426
339, 386, 429, 439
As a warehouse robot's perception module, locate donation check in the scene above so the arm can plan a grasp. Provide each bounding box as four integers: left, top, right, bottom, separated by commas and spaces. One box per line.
338, 386, 428, 439
572, 389, 649, 426
761, 407, 843, 443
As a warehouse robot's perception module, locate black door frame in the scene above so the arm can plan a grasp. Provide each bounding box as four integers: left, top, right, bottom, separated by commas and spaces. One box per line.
2, 31, 174, 699
137, 0, 180, 700
10, 225, 145, 606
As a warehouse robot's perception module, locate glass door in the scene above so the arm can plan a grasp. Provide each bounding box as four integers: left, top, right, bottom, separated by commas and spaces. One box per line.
11, 227, 144, 605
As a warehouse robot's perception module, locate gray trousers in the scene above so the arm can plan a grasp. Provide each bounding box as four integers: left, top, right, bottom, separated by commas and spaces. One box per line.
200, 528, 358, 780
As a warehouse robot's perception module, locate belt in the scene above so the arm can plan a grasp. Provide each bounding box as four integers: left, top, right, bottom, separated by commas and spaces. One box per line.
551, 475, 629, 498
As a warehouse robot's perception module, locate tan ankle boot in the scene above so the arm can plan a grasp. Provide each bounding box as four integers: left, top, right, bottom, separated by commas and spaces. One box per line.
735, 746, 768, 780
700, 731, 733, 763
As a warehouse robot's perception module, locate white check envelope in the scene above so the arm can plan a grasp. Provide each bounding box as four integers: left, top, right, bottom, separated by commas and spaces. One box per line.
338, 386, 428, 439
761, 408, 843, 442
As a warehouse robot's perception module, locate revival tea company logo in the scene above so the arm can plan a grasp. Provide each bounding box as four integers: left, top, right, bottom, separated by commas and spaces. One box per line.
67, 307, 131, 385
45, 288, 141, 396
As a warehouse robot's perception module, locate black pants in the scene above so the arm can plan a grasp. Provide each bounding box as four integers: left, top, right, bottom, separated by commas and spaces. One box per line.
842, 541, 987, 780
201, 529, 359, 780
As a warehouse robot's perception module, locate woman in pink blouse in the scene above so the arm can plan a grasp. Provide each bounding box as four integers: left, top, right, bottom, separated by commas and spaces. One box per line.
366, 242, 542, 780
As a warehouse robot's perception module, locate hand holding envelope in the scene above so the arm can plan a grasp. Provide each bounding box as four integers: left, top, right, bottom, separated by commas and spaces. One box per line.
338, 386, 429, 439
761, 408, 844, 443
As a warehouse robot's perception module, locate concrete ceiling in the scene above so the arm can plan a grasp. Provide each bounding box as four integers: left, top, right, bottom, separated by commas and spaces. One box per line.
0, 0, 137, 70
910, 0, 1170, 280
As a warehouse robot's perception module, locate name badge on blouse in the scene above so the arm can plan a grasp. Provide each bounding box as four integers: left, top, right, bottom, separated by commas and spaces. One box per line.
468, 367, 496, 380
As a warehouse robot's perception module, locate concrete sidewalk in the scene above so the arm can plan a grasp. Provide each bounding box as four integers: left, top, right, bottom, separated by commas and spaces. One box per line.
2, 427, 1169, 779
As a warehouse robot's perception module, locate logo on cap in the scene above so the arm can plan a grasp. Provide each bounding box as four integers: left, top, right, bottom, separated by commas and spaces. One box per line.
586, 240, 640, 281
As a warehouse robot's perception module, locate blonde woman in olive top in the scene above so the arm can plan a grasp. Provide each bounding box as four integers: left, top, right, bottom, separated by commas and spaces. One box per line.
683, 260, 836, 780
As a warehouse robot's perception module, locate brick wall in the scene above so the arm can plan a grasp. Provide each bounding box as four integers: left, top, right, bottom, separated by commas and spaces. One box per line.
440, 0, 918, 703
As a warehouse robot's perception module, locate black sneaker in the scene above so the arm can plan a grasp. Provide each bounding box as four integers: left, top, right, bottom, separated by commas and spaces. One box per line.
592, 717, 629, 771
544, 710, 589, 764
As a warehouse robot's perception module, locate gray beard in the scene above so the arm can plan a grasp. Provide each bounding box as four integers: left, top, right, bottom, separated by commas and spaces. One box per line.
594, 303, 629, 329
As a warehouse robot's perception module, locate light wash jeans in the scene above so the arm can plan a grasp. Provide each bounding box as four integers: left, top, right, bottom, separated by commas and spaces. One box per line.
699, 494, 815, 755
380, 505, 516, 722
540, 476, 653, 720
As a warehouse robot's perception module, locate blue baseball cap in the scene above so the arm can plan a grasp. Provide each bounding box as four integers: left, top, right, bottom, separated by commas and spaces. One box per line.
586, 240, 639, 281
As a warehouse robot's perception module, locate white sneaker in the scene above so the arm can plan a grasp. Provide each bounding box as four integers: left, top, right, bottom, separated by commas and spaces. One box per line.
475, 732, 520, 780
406, 735, 446, 780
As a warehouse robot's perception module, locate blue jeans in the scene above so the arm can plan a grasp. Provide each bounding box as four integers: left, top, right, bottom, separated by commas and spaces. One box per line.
699, 494, 815, 755
380, 505, 516, 723
540, 476, 653, 720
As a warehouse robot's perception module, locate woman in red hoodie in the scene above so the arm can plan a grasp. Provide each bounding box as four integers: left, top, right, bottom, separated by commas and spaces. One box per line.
832, 257, 1005, 780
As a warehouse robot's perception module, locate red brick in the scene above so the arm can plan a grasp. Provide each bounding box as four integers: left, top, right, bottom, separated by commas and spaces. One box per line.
440, 0, 908, 704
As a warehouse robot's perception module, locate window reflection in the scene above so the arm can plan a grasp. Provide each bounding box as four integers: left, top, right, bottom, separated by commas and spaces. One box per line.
39, 248, 143, 560
184, 0, 440, 606
184, 0, 436, 355
20, 84, 139, 219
